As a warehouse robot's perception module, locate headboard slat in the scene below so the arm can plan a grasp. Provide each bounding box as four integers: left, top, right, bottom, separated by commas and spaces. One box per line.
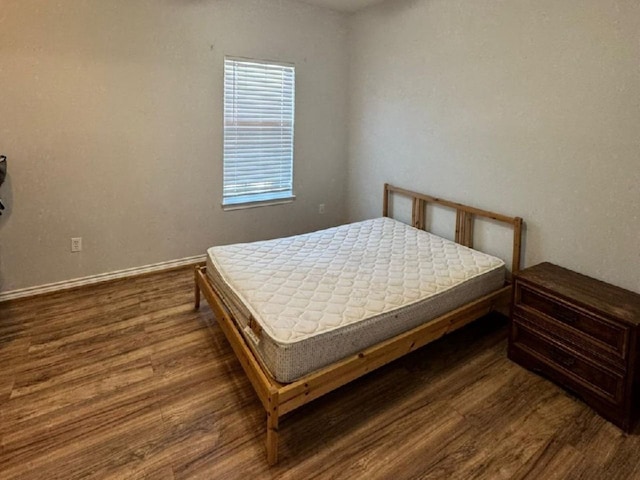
455, 210, 474, 248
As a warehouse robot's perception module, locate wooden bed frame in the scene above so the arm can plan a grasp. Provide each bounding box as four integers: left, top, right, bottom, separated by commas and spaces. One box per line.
194, 184, 523, 465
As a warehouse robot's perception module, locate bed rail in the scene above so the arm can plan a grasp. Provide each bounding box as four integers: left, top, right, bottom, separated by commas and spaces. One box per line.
383, 183, 523, 275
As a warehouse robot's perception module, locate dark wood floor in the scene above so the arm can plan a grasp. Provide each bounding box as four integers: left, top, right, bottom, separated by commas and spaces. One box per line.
1, 266, 639, 479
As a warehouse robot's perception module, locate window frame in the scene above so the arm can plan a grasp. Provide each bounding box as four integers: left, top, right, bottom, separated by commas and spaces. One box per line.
221, 56, 296, 210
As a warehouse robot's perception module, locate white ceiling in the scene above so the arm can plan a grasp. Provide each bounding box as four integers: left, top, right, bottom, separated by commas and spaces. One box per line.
298, 0, 385, 13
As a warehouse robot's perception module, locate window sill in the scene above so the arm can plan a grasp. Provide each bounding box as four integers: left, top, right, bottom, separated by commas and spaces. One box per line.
222, 195, 296, 211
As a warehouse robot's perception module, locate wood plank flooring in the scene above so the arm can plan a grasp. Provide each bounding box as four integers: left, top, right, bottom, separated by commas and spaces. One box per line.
1, 266, 639, 479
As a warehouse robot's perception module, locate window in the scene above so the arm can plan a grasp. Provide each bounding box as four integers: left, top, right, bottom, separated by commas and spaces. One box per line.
223, 57, 295, 207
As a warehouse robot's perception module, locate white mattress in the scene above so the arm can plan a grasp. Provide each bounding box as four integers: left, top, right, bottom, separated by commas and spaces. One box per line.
206, 217, 505, 383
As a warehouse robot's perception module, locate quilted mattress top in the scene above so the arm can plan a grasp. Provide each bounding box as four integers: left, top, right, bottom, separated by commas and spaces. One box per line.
207, 217, 505, 345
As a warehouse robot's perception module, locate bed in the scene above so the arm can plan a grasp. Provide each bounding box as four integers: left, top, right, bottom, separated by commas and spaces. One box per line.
194, 184, 524, 465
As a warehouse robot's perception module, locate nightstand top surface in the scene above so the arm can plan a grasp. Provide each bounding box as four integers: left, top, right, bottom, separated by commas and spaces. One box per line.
515, 262, 640, 326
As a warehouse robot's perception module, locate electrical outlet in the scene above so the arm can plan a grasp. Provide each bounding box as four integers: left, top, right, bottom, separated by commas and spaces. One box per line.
71, 237, 82, 253
318, 203, 325, 214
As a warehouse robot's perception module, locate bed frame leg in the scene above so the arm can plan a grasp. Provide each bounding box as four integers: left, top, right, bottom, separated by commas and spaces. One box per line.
266, 390, 280, 466
194, 268, 201, 310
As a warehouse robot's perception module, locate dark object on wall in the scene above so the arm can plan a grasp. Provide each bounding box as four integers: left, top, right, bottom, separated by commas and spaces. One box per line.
0, 155, 6, 214
0, 155, 6, 186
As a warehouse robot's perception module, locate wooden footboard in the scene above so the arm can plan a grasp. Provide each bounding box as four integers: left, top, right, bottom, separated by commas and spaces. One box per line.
195, 184, 524, 465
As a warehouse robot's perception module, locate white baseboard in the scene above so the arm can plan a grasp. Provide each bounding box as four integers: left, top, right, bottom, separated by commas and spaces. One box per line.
0, 255, 207, 303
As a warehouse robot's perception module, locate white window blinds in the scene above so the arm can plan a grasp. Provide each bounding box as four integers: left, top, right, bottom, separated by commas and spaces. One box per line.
223, 57, 295, 206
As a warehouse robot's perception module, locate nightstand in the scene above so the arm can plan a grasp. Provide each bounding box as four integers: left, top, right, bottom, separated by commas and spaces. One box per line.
508, 262, 640, 432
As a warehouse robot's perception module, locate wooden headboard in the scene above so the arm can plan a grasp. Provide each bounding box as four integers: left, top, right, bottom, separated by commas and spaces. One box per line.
383, 183, 523, 276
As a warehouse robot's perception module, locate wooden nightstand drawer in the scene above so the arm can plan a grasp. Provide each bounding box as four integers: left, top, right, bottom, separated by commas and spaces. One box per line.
512, 318, 625, 405
515, 283, 629, 358
513, 304, 627, 369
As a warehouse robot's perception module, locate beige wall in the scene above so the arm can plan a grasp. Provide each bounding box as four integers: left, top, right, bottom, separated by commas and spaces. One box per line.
348, 0, 640, 292
3, 0, 639, 295
0, 0, 350, 292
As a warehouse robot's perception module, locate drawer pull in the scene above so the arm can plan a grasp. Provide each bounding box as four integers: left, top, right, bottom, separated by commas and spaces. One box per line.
550, 351, 576, 368
554, 308, 579, 325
